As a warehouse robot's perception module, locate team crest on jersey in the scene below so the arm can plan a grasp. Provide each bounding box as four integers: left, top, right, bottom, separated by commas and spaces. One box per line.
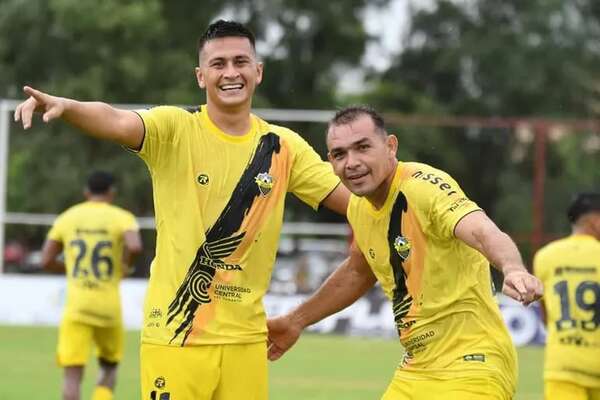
393, 236, 411, 260
255, 172, 274, 196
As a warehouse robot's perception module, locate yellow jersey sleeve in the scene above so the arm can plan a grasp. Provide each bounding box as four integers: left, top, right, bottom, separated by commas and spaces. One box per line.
405, 164, 481, 240
47, 213, 68, 243
120, 210, 140, 232
285, 129, 340, 209
135, 106, 186, 167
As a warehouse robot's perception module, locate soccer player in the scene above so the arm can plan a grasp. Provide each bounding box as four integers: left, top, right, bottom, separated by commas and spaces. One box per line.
267, 106, 544, 400
41, 171, 142, 400
533, 193, 600, 400
15, 20, 348, 400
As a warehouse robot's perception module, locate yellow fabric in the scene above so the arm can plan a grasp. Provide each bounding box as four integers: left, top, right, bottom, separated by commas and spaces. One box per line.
545, 380, 600, 400
347, 162, 517, 397
382, 368, 511, 400
91, 385, 113, 400
134, 105, 339, 346
47, 201, 139, 327
140, 342, 267, 400
534, 235, 600, 388
57, 319, 123, 366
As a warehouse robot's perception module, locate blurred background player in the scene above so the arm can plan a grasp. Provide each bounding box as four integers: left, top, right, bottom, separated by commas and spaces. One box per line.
41, 171, 142, 400
533, 192, 600, 400
15, 20, 348, 399
268, 106, 543, 400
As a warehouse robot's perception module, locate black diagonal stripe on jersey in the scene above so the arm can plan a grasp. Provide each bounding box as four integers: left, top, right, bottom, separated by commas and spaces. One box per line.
167, 133, 281, 345
387, 191, 413, 329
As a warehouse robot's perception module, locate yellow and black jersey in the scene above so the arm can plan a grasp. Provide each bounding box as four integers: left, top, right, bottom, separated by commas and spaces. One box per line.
348, 162, 516, 395
534, 234, 600, 388
48, 201, 139, 327
134, 105, 339, 346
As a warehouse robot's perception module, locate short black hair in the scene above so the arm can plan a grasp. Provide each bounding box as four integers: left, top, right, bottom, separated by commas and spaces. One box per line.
329, 105, 386, 135
87, 171, 115, 195
197, 19, 256, 56
567, 192, 600, 223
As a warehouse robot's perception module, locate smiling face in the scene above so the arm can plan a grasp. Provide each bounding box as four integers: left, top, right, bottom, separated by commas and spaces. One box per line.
327, 114, 398, 204
195, 36, 263, 111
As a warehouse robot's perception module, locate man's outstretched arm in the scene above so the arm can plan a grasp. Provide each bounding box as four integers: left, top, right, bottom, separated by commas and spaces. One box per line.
454, 210, 544, 305
14, 86, 144, 149
267, 240, 376, 361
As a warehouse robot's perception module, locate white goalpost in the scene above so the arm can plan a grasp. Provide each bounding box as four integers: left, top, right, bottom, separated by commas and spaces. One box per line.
0, 99, 350, 273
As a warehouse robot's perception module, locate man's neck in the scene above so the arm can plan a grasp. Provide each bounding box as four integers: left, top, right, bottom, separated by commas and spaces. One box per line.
572, 224, 600, 241
366, 161, 399, 210
206, 102, 252, 136
87, 196, 110, 203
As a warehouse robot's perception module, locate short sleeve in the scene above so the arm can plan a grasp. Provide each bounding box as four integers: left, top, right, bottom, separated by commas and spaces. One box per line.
406, 165, 481, 240
133, 106, 182, 168
47, 214, 67, 243
121, 211, 140, 233
286, 132, 340, 210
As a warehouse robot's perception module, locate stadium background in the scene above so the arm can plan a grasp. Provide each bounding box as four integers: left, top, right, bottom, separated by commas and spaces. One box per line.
1, 0, 600, 398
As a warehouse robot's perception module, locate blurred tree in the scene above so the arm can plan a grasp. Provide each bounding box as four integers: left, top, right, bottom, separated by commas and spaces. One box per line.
360, 0, 600, 241
0, 0, 389, 219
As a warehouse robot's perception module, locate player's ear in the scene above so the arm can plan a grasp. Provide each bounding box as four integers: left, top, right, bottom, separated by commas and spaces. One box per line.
195, 67, 206, 89
255, 62, 264, 85
386, 134, 398, 156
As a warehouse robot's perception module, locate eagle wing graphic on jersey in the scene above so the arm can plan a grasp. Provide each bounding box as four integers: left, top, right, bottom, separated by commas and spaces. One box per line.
167, 133, 281, 345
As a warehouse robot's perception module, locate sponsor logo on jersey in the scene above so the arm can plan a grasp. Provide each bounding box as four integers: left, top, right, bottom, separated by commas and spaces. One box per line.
198, 255, 243, 271
197, 174, 209, 185
411, 170, 457, 196
463, 353, 486, 362
255, 172, 274, 196
154, 376, 166, 389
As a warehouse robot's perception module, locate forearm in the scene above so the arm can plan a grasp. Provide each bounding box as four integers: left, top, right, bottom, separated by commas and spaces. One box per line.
289, 259, 376, 329
479, 230, 527, 274
44, 259, 65, 273
455, 212, 527, 274
62, 99, 142, 148
121, 249, 141, 276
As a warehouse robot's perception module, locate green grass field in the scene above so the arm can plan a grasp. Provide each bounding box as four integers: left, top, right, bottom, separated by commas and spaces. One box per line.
0, 326, 543, 399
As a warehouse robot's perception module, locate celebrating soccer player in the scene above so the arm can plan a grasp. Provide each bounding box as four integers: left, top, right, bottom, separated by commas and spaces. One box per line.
267, 105, 543, 400
15, 20, 349, 400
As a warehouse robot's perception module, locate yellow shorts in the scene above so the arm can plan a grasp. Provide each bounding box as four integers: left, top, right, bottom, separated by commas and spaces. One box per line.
140, 341, 268, 400
545, 380, 600, 400
57, 319, 124, 366
382, 374, 512, 400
